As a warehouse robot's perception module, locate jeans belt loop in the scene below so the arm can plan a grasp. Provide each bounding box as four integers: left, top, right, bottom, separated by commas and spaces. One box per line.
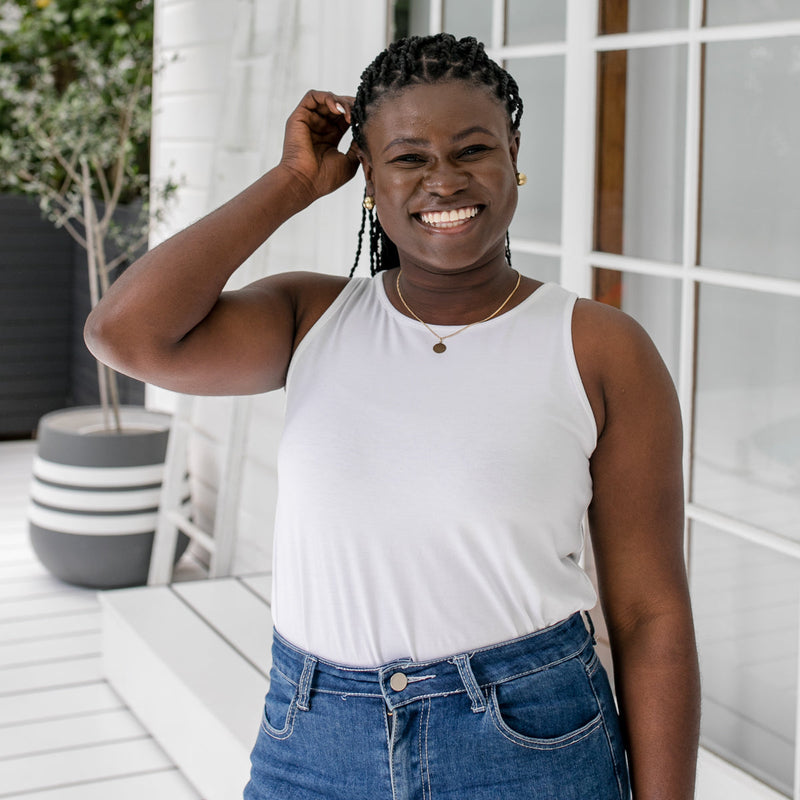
297, 655, 318, 712
453, 653, 486, 713
583, 610, 597, 644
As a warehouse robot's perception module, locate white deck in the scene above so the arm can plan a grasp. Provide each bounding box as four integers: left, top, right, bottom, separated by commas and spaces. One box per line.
0, 440, 202, 799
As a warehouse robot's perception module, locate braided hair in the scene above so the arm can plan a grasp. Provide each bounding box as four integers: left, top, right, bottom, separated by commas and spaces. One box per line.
349, 33, 524, 277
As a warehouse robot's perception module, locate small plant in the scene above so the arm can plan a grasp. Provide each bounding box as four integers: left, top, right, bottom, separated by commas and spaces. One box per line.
0, 0, 176, 431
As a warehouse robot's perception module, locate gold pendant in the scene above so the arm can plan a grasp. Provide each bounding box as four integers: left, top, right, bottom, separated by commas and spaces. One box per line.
433, 342, 447, 354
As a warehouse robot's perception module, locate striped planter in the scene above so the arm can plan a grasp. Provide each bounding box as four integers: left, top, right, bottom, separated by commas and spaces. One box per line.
28, 406, 187, 589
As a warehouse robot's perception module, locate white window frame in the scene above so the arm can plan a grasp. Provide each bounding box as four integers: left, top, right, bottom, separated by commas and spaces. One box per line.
418, 1, 800, 796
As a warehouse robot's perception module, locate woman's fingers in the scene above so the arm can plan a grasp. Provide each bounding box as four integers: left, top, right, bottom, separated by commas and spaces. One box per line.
301, 90, 355, 129
327, 94, 355, 125
280, 91, 360, 200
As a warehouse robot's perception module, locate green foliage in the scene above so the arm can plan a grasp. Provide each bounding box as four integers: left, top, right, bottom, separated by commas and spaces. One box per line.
0, 0, 171, 251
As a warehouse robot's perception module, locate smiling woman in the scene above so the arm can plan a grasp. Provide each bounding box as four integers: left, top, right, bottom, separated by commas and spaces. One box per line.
84, 32, 699, 800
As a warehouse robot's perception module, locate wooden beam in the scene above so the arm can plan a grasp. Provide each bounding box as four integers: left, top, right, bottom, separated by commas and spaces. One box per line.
593, 0, 629, 308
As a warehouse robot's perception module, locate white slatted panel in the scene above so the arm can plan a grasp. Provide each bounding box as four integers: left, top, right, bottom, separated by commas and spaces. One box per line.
0, 591, 103, 622
0, 682, 124, 727
13, 771, 201, 800
0, 710, 146, 760
172, 576, 273, 673
0, 739, 174, 796
239, 573, 272, 604
0, 609, 101, 641
1, 657, 104, 695
0, 631, 103, 668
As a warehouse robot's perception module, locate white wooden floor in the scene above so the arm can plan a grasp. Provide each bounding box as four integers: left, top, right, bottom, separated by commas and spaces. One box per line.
0, 440, 203, 799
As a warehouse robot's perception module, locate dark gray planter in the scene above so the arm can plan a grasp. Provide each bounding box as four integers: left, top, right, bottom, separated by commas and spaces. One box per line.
28, 406, 188, 589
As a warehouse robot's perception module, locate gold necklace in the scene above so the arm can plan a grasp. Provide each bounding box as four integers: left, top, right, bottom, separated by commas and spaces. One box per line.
395, 269, 522, 354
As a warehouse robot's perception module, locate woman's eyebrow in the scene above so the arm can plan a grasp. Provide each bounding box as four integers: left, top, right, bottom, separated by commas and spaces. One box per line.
382, 126, 496, 154
451, 125, 495, 142
382, 136, 428, 153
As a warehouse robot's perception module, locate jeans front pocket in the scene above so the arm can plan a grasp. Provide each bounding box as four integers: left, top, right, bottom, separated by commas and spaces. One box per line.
488, 655, 603, 749
260, 667, 300, 740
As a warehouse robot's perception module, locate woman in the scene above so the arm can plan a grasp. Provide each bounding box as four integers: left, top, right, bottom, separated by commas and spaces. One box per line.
86, 34, 699, 800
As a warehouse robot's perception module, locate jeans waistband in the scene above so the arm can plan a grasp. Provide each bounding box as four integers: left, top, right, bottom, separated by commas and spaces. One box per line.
271, 613, 595, 713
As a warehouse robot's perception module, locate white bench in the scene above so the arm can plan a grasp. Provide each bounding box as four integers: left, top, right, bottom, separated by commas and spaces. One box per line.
101, 575, 273, 800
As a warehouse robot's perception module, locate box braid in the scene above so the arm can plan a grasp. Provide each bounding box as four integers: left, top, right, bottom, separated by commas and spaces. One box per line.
349, 33, 523, 277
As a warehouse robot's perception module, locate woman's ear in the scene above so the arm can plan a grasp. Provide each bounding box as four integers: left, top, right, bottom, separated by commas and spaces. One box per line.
359, 151, 375, 198
509, 130, 521, 172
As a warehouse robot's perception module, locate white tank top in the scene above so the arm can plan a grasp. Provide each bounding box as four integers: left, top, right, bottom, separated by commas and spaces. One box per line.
271, 275, 598, 666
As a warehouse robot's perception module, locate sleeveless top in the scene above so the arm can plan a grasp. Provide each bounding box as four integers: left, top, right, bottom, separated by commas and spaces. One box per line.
271, 275, 598, 667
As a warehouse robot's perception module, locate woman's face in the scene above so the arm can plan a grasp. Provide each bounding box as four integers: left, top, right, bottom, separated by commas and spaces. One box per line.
359, 80, 520, 276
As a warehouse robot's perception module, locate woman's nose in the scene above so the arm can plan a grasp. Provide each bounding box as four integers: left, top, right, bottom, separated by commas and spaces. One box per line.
421, 161, 469, 195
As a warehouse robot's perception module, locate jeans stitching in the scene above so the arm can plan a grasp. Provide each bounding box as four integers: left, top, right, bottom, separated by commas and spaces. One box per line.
271, 626, 593, 694
420, 700, 431, 800
388, 705, 398, 800
260, 695, 298, 740
583, 647, 600, 676
454, 654, 486, 712
487, 690, 605, 751
479, 637, 592, 687
297, 655, 317, 712
583, 660, 628, 799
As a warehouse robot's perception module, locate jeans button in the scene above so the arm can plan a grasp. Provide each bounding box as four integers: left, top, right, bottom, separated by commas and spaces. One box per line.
390, 672, 408, 692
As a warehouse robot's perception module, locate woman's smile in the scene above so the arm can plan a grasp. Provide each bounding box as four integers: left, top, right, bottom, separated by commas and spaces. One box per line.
416, 205, 483, 231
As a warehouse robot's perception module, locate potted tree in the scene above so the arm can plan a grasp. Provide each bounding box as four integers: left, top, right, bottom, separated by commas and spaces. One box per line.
0, 0, 184, 588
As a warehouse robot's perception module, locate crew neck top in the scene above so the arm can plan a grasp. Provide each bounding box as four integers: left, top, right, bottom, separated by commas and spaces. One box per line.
271, 274, 598, 667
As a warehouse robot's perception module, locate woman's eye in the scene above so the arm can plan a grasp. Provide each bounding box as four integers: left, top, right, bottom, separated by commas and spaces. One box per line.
391, 153, 425, 164
460, 145, 490, 157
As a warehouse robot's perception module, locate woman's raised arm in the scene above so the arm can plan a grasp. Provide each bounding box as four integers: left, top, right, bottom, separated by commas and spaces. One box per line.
84, 91, 359, 396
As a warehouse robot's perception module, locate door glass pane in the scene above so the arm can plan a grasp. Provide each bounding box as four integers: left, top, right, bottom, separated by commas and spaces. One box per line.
592, 270, 681, 384
507, 56, 564, 244
394, 0, 430, 38
506, 0, 566, 46
690, 521, 798, 795
595, 47, 686, 262
627, 0, 689, 31
443, 0, 491, 43
599, 0, 688, 34
692, 285, 800, 541
514, 252, 560, 285
623, 46, 686, 263
700, 37, 800, 279
706, 0, 800, 27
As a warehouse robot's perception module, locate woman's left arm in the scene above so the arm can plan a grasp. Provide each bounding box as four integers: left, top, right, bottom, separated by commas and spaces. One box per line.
574, 299, 701, 800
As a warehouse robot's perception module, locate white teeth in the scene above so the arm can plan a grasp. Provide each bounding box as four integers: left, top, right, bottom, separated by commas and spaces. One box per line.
419, 207, 479, 227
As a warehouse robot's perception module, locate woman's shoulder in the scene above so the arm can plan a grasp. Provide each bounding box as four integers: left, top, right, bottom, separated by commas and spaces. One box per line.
571, 297, 675, 436
572, 296, 652, 354
257, 270, 352, 350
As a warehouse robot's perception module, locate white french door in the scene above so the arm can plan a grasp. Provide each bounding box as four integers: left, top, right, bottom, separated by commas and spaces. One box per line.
393, 1, 800, 796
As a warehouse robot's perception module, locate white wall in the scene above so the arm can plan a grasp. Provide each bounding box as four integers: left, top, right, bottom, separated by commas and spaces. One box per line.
148, 0, 387, 574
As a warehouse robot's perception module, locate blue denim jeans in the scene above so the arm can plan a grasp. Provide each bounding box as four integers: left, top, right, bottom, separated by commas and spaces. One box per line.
243, 613, 630, 799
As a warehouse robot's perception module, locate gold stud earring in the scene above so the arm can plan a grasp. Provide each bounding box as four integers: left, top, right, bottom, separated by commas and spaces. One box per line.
363, 195, 375, 210
516, 172, 527, 187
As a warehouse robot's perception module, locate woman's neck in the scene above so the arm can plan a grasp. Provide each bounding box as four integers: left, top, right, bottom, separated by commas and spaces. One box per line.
387, 258, 525, 326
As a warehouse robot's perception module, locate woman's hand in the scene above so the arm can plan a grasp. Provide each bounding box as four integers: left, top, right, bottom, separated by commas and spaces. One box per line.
279, 90, 360, 205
